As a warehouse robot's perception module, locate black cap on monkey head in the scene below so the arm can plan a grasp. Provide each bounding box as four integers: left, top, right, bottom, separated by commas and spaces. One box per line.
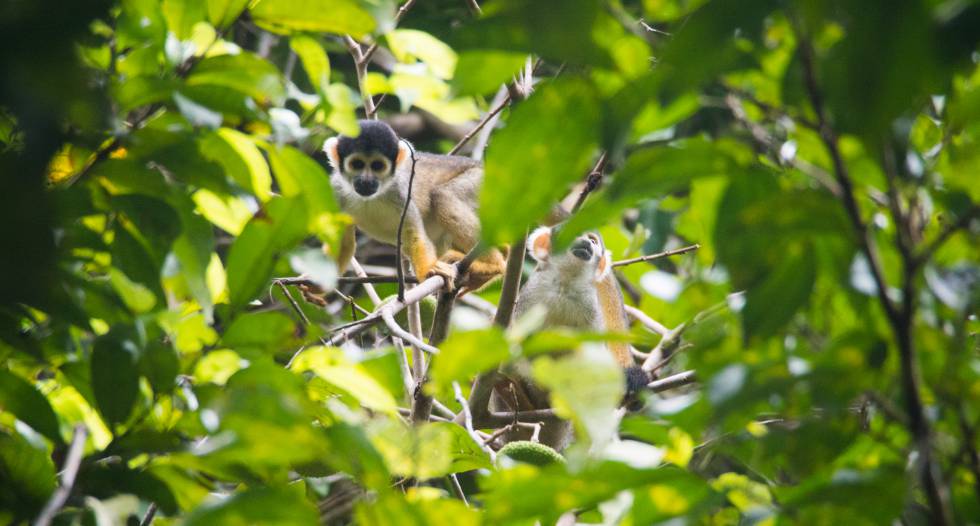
336, 120, 400, 162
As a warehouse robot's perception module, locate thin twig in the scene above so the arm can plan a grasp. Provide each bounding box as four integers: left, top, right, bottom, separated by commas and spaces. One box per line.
382, 309, 439, 354
349, 257, 385, 306
395, 141, 419, 301
327, 274, 447, 346
570, 152, 608, 213
913, 205, 978, 269
448, 96, 511, 155
641, 323, 687, 373
448, 474, 469, 505
612, 244, 700, 268
454, 382, 497, 463
465, 0, 482, 15
139, 503, 158, 526
35, 425, 88, 526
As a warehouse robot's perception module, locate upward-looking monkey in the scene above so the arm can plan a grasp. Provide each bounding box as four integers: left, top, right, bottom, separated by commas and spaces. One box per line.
322, 120, 506, 293
491, 227, 648, 449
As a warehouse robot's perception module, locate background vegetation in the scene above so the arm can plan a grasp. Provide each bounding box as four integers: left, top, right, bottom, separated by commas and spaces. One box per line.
1, 0, 978, 524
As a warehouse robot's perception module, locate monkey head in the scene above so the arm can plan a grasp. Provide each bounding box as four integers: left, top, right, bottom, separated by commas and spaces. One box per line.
527, 227, 612, 284
323, 120, 410, 197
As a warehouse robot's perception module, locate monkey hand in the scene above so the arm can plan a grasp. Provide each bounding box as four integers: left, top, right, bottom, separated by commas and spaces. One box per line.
426, 260, 459, 291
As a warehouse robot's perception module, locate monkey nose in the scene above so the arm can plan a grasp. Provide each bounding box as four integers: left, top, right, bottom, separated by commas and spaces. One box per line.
570, 239, 593, 260
353, 176, 379, 196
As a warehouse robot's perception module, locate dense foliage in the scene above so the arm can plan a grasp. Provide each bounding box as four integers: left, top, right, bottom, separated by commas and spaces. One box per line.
1, 0, 979, 524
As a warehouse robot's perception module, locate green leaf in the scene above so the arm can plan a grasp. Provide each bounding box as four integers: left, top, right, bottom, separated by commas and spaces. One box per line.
452, 50, 527, 96
113, 76, 178, 113
451, 0, 614, 68
186, 52, 286, 105
108, 267, 157, 313
290, 34, 330, 94
184, 486, 318, 525
162, 0, 206, 39
742, 243, 817, 340
221, 311, 296, 354
192, 189, 252, 235
0, 369, 63, 444
226, 196, 308, 313
139, 340, 179, 394
556, 139, 742, 249
387, 30, 457, 80
264, 144, 342, 243
205, 0, 250, 29
532, 346, 624, 448
292, 347, 399, 415
199, 128, 273, 201
354, 491, 481, 526
481, 461, 681, 523
482, 77, 601, 244
427, 328, 509, 395
0, 432, 56, 519
250, 0, 375, 37
170, 196, 216, 319
91, 330, 141, 427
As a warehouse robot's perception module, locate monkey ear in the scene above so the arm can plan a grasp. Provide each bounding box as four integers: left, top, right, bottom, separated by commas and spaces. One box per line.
527, 227, 553, 262
396, 140, 412, 167
323, 137, 340, 170
595, 250, 613, 282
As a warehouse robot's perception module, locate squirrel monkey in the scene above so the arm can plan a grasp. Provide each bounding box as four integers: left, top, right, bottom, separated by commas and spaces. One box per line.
491, 227, 648, 449
322, 120, 506, 293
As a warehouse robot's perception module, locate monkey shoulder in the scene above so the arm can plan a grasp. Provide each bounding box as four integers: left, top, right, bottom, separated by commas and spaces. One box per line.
414, 153, 482, 184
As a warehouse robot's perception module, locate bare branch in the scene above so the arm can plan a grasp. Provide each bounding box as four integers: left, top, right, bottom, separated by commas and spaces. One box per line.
36, 424, 88, 526
647, 370, 696, 393
624, 305, 669, 336
913, 205, 979, 269
796, 24, 952, 525
570, 152, 607, 213
327, 274, 447, 346
612, 244, 700, 268
448, 95, 511, 155
382, 308, 439, 355
454, 382, 497, 463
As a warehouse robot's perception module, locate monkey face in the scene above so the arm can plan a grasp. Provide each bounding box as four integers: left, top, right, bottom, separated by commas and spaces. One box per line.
323, 120, 409, 198
528, 227, 611, 283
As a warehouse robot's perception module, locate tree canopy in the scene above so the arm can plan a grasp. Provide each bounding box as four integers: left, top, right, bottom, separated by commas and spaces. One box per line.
1, 0, 978, 524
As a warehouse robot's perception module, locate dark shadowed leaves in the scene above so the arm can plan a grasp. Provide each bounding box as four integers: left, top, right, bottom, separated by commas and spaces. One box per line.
184, 486, 318, 525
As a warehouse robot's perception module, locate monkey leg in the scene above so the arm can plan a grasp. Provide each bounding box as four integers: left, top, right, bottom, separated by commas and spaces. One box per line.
458, 248, 507, 295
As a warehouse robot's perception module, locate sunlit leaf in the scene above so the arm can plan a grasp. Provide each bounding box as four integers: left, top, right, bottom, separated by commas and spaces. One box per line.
0, 369, 63, 444
251, 0, 375, 37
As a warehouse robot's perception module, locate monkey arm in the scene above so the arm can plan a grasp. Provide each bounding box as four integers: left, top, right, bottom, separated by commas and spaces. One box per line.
336, 224, 356, 274
400, 208, 453, 283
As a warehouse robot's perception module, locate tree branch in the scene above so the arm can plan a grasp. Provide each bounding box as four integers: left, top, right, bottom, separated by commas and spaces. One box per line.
570, 152, 607, 213
647, 370, 696, 393
796, 27, 952, 526
612, 244, 700, 268
35, 424, 87, 526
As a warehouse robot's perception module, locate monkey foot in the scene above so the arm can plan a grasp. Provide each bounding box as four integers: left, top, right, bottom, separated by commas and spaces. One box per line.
426, 260, 459, 291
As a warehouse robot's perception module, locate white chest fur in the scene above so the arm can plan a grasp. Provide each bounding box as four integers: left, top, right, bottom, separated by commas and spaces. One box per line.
344, 196, 404, 244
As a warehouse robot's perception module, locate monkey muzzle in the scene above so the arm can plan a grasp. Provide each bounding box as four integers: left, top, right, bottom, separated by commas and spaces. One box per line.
353, 175, 380, 196
570, 238, 594, 260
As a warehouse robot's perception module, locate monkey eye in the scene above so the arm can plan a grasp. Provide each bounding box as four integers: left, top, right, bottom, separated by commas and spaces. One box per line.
350, 158, 366, 171
370, 160, 387, 172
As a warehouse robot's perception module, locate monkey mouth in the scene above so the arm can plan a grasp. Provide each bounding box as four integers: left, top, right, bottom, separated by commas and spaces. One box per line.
353, 176, 379, 196
570, 239, 594, 260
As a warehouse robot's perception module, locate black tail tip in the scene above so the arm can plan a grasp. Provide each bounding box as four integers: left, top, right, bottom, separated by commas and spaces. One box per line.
625, 366, 650, 397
